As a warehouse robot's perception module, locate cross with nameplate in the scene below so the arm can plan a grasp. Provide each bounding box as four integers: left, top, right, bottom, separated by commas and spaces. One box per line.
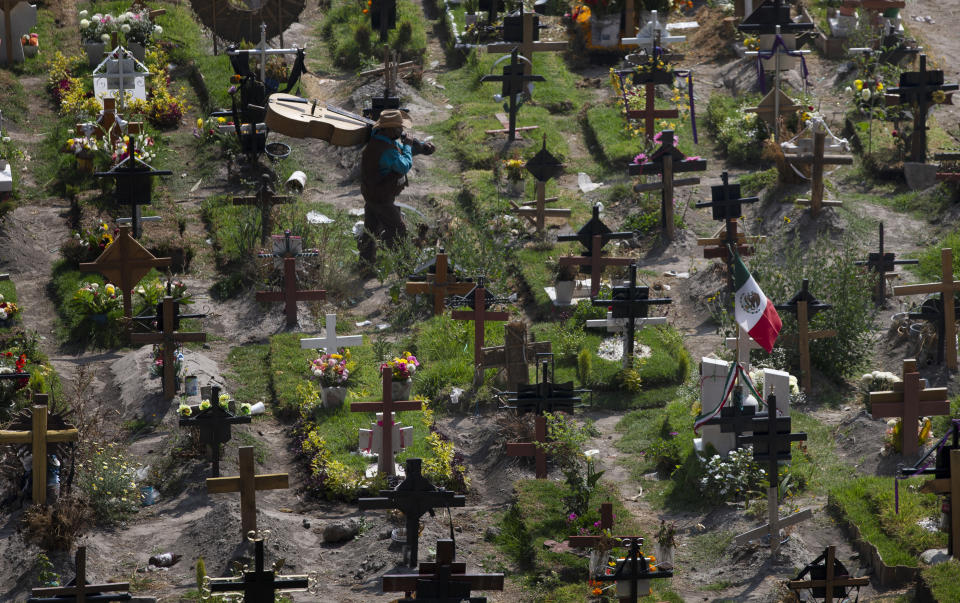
351, 366, 421, 477
449, 276, 511, 368
95, 137, 172, 239
695, 172, 761, 286
359, 457, 467, 567
558, 204, 634, 297
593, 536, 673, 603
618, 63, 678, 142
382, 538, 505, 602
79, 225, 171, 321
591, 263, 671, 367
788, 546, 870, 603
205, 531, 311, 601
856, 222, 918, 304
889, 55, 959, 162
629, 130, 706, 239
511, 136, 570, 233
506, 414, 551, 478
784, 127, 853, 215
775, 279, 837, 393
479, 321, 551, 392
207, 446, 289, 538
893, 248, 960, 369
507, 354, 582, 415
869, 359, 949, 457
0, 398, 78, 506
405, 249, 474, 316
130, 296, 206, 399
300, 313, 362, 353
481, 49, 545, 141
233, 175, 292, 243
179, 385, 251, 478
27, 546, 130, 603
486, 7, 567, 77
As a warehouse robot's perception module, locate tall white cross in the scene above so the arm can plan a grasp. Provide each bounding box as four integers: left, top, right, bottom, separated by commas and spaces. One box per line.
622, 11, 686, 48
300, 313, 363, 352
93, 47, 149, 107
359, 412, 412, 456
226, 22, 303, 84
724, 328, 763, 372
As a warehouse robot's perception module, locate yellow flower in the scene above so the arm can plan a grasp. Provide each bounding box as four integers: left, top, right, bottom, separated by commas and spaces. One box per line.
854, 79, 863, 91
217, 117, 226, 124
876, 82, 884, 91
932, 90, 947, 104
105, 284, 116, 296
196, 118, 203, 129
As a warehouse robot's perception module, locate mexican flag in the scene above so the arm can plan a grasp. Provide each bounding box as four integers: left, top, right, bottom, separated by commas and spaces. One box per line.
732, 252, 781, 353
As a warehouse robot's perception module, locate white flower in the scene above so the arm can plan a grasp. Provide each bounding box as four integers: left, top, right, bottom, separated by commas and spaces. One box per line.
0, 310, 7, 320
2, 137, 10, 143
121, 24, 131, 33
80, 19, 90, 29
101, 33, 111, 43
845, 86, 853, 94
154, 25, 163, 35
861, 88, 871, 101
584, 449, 600, 458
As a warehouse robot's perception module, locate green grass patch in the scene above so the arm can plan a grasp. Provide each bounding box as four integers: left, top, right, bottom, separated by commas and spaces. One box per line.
704, 93, 766, 165
922, 560, 960, 603
320, 0, 427, 70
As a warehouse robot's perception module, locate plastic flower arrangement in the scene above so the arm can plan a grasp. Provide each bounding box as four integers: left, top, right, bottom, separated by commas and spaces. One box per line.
72, 282, 123, 316
198, 398, 211, 411
0, 294, 20, 322
238, 402, 253, 416
150, 344, 184, 379
311, 348, 352, 388
884, 417, 932, 454
65, 135, 100, 156
79, 12, 118, 44
501, 157, 525, 182
117, 10, 156, 46
382, 352, 420, 381
177, 402, 192, 416
112, 132, 156, 164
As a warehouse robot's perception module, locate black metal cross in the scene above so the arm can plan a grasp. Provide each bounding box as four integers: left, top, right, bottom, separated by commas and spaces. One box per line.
592, 537, 673, 603
27, 546, 130, 603
481, 48, 545, 141
233, 175, 293, 243
855, 222, 919, 304
591, 263, 671, 367
738, 394, 806, 484
382, 538, 505, 602
507, 353, 583, 415
206, 532, 310, 601
888, 54, 959, 162
696, 171, 759, 223
359, 457, 467, 567
95, 137, 172, 239
737, 0, 815, 34
179, 385, 251, 478
557, 204, 634, 297
371, 0, 397, 42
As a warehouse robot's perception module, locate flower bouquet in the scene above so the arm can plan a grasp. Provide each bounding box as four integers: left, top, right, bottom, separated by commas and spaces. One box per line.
0, 294, 20, 324
150, 343, 184, 380
312, 348, 353, 408
72, 282, 123, 325
382, 352, 420, 399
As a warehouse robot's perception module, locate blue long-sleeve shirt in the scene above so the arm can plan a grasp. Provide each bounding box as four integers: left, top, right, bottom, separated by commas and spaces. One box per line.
372, 130, 413, 176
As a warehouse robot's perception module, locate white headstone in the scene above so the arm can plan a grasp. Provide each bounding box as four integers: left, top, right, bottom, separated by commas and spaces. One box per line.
623, 10, 687, 48
0, 2, 37, 64
762, 367, 791, 417
358, 412, 412, 455
300, 314, 363, 352
92, 47, 149, 106
0, 159, 11, 193
694, 357, 759, 456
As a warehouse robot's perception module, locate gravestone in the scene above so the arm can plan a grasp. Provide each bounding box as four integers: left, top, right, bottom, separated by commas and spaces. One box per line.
856, 222, 918, 304
557, 204, 634, 297
130, 296, 206, 399
27, 547, 130, 603
481, 48, 545, 141
95, 137, 172, 239
92, 47, 150, 106
351, 367, 421, 477
888, 55, 959, 162
448, 276, 511, 368
892, 248, 960, 369
0, 400, 78, 506
506, 354, 582, 415
204, 532, 311, 600
300, 313, 362, 353
381, 539, 504, 602
207, 446, 290, 538
590, 263, 671, 367
179, 385, 251, 477
693, 358, 759, 456
506, 414, 551, 478
775, 279, 837, 393
788, 546, 870, 603
479, 321, 551, 392
869, 359, 949, 457
0, 1, 36, 65
405, 249, 474, 316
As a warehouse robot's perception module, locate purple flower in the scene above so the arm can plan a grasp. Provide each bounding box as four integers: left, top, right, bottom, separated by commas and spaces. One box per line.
632, 152, 648, 165
567, 512, 578, 522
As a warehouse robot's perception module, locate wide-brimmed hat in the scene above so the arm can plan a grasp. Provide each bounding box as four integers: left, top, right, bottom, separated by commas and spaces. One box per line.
374, 109, 412, 129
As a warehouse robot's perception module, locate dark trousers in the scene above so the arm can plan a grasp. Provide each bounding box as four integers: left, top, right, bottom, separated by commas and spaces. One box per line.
358, 201, 407, 266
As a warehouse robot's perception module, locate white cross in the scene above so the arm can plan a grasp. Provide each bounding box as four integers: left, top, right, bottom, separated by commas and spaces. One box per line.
724, 328, 763, 372
300, 313, 363, 352
622, 10, 687, 48
226, 22, 303, 84
358, 412, 412, 455
92, 47, 149, 107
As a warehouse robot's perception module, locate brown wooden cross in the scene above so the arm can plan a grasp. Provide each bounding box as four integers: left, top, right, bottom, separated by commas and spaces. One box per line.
404, 250, 474, 316
486, 6, 567, 77
79, 97, 143, 147
382, 539, 504, 600
870, 359, 949, 457
511, 137, 570, 233
918, 448, 960, 557
0, 399, 78, 506
788, 546, 870, 603
784, 129, 852, 216
746, 88, 802, 133
79, 225, 171, 321
558, 205, 634, 297
479, 321, 551, 392
624, 75, 679, 143
256, 256, 326, 328
888, 55, 959, 163
775, 279, 837, 393
893, 248, 960, 370
233, 175, 292, 242
855, 222, 919, 304
350, 366, 422, 477
568, 502, 615, 548
506, 414, 550, 478
630, 130, 707, 240
130, 296, 206, 399
27, 546, 130, 603
207, 446, 290, 537
449, 277, 511, 367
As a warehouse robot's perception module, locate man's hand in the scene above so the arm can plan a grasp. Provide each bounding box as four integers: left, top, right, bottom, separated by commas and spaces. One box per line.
402, 133, 436, 156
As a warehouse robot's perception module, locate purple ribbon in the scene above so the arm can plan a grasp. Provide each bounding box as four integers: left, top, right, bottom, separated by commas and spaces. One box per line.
755, 34, 809, 94
895, 419, 960, 513
676, 69, 698, 144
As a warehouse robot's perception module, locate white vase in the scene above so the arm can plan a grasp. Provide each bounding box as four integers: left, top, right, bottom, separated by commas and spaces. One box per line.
555, 280, 575, 305
591, 14, 621, 48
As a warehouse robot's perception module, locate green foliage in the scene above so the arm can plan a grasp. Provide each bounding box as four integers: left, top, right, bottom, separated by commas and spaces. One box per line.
922, 560, 960, 602
705, 93, 767, 165
584, 104, 640, 167
576, 349, 592, 387
638, 326, 690, 387
499, 503, 536, 570
738, 167, 778, 195
422, 431, 470, 492
917, 228, 960, 282
195, 556, 206, 593
35, 552, 59, 587
320, 0, 426, 70
76, 443, 141, 524
270, 333, 316, 417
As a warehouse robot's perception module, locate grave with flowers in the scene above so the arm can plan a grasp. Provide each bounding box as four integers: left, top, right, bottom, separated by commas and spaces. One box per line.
178, 385, 251, 477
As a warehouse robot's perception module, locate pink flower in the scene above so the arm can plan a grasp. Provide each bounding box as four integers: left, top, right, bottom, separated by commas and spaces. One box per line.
632, 152, 648, 165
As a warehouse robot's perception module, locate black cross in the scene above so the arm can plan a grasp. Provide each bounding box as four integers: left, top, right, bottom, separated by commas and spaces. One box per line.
558, 204, 634, 263
888, 54, 959, 162
775, 278, 831, 319
592, 537, 673, 603
737, 0, 815, 34
591, 263, 671, 367
95, 137, 172, 239
738, 394, 807, 485
206, 533, 310, 600
525, 136, 563, 182
855, 222, 919, 304
696, 171, 759, 222
27, 546, 131, 603
480, 49, 545, 141
701, 388, 763, 441
507, 353, 582, 415
359, 458, 466, 567
384, 538, 504, 603
479, 0, 506, 26
370, 0, 397, 42
179, 385, 252, 477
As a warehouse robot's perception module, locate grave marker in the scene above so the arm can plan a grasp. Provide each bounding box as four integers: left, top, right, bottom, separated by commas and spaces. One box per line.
593, 536, 673, 603
775, 279, 837, 393
179, 385, 251, 477
892, 248, 960, 369
256, 232, 326, 328
724, 328, 764, 371
888, 54, 959, 162
869, 359, 949, 457
788, 546, 870, 603
590, 264, 671, 367
567, 502, 615, 548
233, 174, 292, 243
205, 531, 311, 600
695, 172, 762, 286
448, 276, 511, 368
359, 412, 412, 470
622, 10, 685, 48
855, 222, 918, 304
481, 48, 545, 141
381, 538, 504, 601
616, 62, 679, 142
739, 0, 814, 74
359, 457, 467, 567
746, 88, 802, 134
0, 400, 78, 506
95, 137, 172, 239
79, 97, 143, 147
558, 204, 634, 297
487, 6, 567, 77
130, 296, 206, 399
351, 366, 421, 477
693, 358, 760, 456
784, 125, 853, 215
300, 313, 362, 353
92, 47, 150, 107
207, 446, 290, 537
27, 547, 130, 603
479, 321, 551, 392
0, 0, 37, 65
361, 46, 415, 120
405, 249, 474, 316
506, 414, 550, 478
505, 354, 582, 415
370, 0, 396, 42
511, 136, 570, 233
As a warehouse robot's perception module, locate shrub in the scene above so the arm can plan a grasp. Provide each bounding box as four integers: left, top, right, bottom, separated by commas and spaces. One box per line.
422, 431, 470, 492
705, 94, 767, 165
699, 446, 765, 503
498, 504, 536, 571
22, 497, 92, 550
321, 0, 427, 69
76, 443, 141, 524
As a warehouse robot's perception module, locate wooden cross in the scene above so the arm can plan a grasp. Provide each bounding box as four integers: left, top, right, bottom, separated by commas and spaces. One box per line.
359, 457, 467, 567
405, 249, 474, 316
207, 446, 290, 537
774, 279, 837, 393
918, 448, 960, 557
784, 129, 853, 215
743, 29, 811, 141
78, 97, 143, 147
78, 226, 170, 321
95, 137, 172, 239
593, 536, 673, 603
233, 175, 292, 242
300, 313, 362, 353
591, 263, 671, 367
382, 539, 504, 601
179, 386, 251, 478
856, 222, 918, 304
351, 366, 421, 476
27, 547, 130, 603
206, 532, 309, 600
869, 359, 949, 457
557, 204, 634, 297
481, 48, 545, 141
695, 172, 761, 285
567, 502, 615, 547
507, 354, 582, 415
256, 257, 326, 329
621, 67, 679, 142
889, 55, 959, 162
788, 546, 870, 603
0, 401, 78, 506
746, 88, 802, 133
487, 7, 567, 77
449, 277, 511, 367
479, 321, 551, 392
893, 248, 960, 369
362, 46, 407, 120
130, 296, 206, 399
736, 394, 812, 554
511, 136, 570, 233
629, 130, 706, 239
506, 414, 550, 478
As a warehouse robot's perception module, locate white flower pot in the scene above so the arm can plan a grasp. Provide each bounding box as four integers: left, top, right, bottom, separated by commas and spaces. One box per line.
555, 280, 575, 305
83, 42, 106, 66
321, 386, 348, 409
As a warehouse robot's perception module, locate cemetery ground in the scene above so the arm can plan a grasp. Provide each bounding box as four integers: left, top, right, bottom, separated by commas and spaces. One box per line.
1, 0, 960, 602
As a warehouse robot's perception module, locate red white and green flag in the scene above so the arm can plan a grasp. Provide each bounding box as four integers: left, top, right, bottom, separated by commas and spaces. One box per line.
732, 252, 781, 353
